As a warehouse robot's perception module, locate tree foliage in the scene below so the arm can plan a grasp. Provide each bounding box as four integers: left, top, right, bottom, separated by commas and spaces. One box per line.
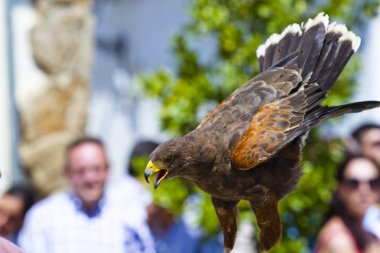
139, 1, 379, 252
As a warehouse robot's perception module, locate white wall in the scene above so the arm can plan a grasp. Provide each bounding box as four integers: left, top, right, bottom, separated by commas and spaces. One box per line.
12, 0, 46, 110
88, 0, 190, 183
349, 12, 380, 126
0, 0, 13, 194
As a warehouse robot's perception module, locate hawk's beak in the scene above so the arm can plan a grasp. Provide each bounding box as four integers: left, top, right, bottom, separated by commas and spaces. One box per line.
145, 160, 168, 189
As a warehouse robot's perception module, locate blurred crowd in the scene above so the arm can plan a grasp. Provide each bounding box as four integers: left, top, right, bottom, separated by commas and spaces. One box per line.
0, 123, 380, 253
0, 137, 223, 253
315, 123, 380, 253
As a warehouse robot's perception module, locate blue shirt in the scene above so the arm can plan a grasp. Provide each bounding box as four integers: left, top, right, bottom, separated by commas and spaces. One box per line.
18, 191, 155, 253
153, 218, 200, 253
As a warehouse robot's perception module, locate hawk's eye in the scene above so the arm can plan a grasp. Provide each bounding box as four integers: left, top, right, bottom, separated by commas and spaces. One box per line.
161, 157, 171, 164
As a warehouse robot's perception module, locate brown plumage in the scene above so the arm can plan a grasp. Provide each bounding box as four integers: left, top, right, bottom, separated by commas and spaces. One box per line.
144, 13, 380, 252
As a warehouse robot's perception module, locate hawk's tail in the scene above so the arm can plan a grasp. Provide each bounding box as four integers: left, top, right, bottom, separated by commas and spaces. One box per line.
289, 101, 380, 138
305, 101, 380, 127
257, 13, 361, 93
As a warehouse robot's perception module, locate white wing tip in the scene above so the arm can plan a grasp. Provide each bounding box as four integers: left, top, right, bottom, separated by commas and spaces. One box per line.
328, 22, 361, 52
256, 33, 280, 58
282, 23, 302, 37
256, 44, 266, 58
256, 12, 360, 57
327, 22, 348, 34
304, 12, 329, 30
256, 24, 301, 58
340, 31, 361, 52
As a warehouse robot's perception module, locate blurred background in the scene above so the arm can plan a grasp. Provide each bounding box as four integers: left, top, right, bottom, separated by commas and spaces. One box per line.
1, 0, 380, 252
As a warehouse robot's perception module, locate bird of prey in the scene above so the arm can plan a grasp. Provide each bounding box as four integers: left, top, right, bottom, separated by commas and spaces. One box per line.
144, 13, 380, 252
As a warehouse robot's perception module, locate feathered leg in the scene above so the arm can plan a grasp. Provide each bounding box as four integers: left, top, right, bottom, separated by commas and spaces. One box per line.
211, 197, 239, 253
250, 190, 281, 252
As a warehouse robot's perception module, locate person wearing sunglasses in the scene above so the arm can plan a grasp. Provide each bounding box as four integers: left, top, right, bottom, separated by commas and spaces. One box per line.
315, 154, 380, 253
350, 124, 380, 242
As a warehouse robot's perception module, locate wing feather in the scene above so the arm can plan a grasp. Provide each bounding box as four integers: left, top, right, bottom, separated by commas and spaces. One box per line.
231, 90, 311, 169
197, 69, 302, 130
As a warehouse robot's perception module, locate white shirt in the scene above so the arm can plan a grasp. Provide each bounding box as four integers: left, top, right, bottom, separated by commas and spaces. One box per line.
363, 204, 380, 239
18, 191, 155, 253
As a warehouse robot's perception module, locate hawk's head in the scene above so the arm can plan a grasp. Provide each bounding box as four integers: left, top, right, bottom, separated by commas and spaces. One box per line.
144, 138, 189, 189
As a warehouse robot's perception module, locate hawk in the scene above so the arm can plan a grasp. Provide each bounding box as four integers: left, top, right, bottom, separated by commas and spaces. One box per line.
144, 13, 380, 252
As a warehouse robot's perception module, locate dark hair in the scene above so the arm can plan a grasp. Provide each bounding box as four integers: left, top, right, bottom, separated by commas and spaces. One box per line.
351, 123, 380, 144
326, 154, 380, 250
128, 140, 159, 176
5, 185, 35, 215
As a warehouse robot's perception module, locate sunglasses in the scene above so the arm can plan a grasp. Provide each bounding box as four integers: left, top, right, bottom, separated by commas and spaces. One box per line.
369, 140, 380, 147
342, 177, 380, 191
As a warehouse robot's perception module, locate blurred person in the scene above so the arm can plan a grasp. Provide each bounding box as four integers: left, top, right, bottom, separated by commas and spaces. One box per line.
350, 124, 380, 240
350, 123, 380, 166
19, 137, 155, 253
107, 140, 157, 234
127, 141, 160, 179
108, 140, 157, 212
107, 140, 157, 252
0, 185, 34, 244
147, 203, 200, 253
315, 154, 380, 253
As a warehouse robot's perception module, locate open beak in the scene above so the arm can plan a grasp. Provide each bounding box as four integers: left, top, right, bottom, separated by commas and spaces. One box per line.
145, 160, 168, 189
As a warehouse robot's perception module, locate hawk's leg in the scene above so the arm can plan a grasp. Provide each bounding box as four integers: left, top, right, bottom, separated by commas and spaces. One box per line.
211, 197, 239, 253
249, 189, 281, 252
